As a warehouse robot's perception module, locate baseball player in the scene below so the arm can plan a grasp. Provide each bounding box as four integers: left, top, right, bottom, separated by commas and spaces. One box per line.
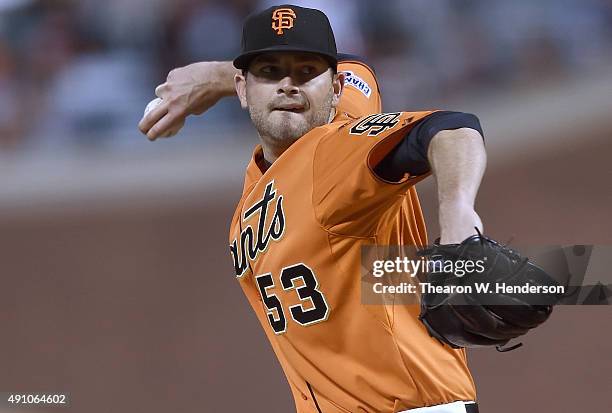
140, 5, 492, 413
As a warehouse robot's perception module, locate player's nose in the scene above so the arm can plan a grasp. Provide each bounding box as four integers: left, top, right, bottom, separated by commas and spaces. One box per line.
277, 76, 300, 96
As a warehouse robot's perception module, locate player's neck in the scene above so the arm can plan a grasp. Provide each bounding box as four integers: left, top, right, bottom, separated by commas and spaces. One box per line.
259, 109, 336, 170
259, 150, 273, 171
260, 143, 289, 169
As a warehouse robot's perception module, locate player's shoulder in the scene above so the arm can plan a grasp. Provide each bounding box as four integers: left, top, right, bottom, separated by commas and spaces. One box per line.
337, 54, 377, 96
339, 110, 438, 138
338, 53, 376, 74
312, 110, 440, 145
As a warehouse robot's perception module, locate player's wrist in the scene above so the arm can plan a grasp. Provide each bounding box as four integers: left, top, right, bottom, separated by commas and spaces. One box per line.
438, 202, 482, 244
180, 61, 239, 116
210, 61, 240, 98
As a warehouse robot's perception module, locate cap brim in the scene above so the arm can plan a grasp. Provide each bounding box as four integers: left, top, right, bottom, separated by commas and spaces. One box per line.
233, 45, 337, 70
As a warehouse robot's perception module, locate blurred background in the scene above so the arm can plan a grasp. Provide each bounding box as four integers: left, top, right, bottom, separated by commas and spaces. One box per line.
1, 0, 611, 412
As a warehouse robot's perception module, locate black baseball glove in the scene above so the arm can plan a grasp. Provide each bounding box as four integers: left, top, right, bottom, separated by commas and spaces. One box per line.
417, 231, 562, 352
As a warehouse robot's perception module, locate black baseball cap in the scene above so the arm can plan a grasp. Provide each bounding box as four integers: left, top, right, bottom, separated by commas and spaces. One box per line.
233, 4, 337, 70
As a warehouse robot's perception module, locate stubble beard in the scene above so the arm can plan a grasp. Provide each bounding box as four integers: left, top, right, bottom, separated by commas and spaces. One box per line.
248, 89, 334, 149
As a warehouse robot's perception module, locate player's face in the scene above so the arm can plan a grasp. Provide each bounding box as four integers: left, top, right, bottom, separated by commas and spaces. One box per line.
235, 52, 344, 147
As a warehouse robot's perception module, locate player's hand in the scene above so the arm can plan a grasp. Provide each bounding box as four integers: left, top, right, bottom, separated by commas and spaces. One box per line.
138, 61, 239, 141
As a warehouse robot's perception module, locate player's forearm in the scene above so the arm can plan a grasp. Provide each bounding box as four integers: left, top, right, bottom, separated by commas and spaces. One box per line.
184, 61, 239, 100
207, 61, 241, 98
160, 61, 239, 111
139, 61, 241, 139
427, 128, 486, 244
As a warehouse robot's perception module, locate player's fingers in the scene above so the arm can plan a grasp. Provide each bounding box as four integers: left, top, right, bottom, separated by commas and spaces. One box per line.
146, 111, 184, 141
138, 102, 169, 136
155, 83, 168, 98
160, 119, 185, 138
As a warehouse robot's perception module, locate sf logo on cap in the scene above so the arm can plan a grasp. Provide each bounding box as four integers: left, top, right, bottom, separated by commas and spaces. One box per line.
272, 8, 296, 35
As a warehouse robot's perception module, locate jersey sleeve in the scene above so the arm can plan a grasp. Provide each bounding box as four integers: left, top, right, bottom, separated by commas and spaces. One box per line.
336, 57, 381, 119
312, 111, 437, 237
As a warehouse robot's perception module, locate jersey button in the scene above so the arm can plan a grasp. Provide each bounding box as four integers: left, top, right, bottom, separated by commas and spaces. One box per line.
301, 393, 308, 401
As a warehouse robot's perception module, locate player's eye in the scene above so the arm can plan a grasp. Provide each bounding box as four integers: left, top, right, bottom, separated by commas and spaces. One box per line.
301, 66, 315, 75
260, 65, 277, 74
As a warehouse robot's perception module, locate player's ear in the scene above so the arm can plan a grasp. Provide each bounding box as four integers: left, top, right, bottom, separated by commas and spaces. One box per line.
235, 73, 248, 109
331, 70, 345, 108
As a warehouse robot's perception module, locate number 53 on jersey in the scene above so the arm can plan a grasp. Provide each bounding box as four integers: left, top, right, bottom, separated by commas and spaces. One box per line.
255, 263, 330, 334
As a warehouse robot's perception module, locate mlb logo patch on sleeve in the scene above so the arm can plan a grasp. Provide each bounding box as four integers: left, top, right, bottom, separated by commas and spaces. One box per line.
342, 70, 372, 98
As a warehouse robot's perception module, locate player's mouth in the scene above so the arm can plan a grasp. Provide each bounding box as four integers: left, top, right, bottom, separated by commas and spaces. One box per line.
273, 104, 306, 113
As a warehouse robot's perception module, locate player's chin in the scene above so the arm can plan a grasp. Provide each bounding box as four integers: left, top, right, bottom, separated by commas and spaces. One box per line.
270, 111, 309, 129
268, 118, 310, 141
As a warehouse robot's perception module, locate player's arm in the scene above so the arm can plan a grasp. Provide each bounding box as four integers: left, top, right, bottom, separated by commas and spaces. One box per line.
374, 112, 486, 244
138, 61, 239, 140
428, 125, 486, 244
138, 55, 380, 140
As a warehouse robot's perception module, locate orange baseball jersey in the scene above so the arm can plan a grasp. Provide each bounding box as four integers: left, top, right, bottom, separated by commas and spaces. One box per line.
228, 60, 476, 413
